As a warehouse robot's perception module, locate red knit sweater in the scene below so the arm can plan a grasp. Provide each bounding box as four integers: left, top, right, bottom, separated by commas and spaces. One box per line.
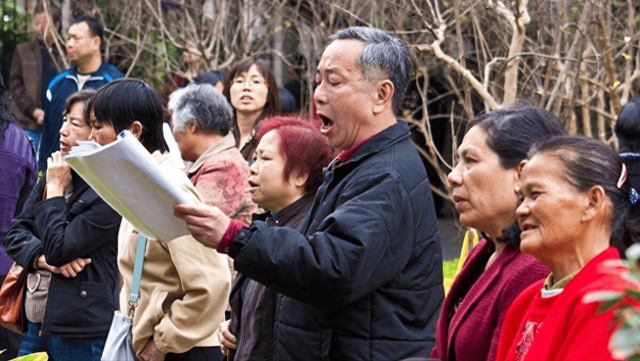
496, 247, 636, 361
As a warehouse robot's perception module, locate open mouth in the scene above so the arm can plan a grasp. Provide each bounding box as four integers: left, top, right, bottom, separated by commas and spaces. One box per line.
521, 224, 537, 232
240, 95, 253, 101
248, 179, 257, 188
318, 114, 333, 133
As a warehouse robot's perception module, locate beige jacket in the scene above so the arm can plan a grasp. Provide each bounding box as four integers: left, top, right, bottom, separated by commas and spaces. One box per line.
118, 151, 231, 358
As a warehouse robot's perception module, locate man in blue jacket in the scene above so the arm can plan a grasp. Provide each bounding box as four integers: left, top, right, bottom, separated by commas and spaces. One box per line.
176, 26, 444, 360
38, 16, 122, 172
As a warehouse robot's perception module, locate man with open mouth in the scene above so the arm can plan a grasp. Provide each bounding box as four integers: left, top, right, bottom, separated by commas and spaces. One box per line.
175, 26, 444, 361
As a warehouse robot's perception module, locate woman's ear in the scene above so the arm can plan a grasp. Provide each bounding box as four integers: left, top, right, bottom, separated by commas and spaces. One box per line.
129, 121, 144, 140
291, 169, 309, 190
516, 160, 528, 181
582, 185, 606, 222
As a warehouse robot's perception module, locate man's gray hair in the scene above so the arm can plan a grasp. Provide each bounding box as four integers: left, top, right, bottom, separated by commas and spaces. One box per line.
332, 26, 414, 114
169, 83, 234, 136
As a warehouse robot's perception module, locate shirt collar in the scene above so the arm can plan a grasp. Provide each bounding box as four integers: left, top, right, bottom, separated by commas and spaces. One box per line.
336, 132, 379, 164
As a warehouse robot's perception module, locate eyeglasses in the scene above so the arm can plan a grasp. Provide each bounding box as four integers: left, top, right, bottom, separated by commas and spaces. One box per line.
231, 77, 267, 88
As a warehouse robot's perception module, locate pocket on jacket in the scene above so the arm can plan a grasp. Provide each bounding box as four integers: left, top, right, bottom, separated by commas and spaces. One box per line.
148, 289, 168, 321
50, 279, 116, 329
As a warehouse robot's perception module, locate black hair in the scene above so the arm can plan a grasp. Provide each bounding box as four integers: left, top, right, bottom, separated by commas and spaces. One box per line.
615, 95, 640, 153
34, 1, 62, 25
87, 78, 168, 153
528, 135, 640, 256
195, 71, 226, 88
467, 105, 567, 248
71, 15, 103, 44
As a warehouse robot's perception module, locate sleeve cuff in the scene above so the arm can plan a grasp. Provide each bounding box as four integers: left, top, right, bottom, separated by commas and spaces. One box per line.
217, 219, 244, 254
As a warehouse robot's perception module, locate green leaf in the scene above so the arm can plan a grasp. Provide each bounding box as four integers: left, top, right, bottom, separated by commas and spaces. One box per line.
10, 352, 49, 361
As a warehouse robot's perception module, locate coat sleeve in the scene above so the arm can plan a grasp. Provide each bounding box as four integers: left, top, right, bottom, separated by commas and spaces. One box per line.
32, 190, 121, 266
4, 179, 46, 271
9, 46, 36, 117
230, 172, 416, 309
153, 236, 231, 354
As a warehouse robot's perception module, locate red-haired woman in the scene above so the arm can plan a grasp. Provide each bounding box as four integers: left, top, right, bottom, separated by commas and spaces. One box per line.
217, 116, 335, 361
222, 58, 281, 161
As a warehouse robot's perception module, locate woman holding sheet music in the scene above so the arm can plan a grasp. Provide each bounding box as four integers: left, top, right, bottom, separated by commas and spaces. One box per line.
87, 78, 231, 361
4, 90, 122, 361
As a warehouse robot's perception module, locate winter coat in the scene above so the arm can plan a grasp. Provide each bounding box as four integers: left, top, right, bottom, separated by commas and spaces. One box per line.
4, 172, 121, 337
228, 120, 445, 360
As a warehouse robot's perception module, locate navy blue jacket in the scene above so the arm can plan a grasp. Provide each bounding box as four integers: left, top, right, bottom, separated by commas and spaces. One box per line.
4, 173, 121, 337
38, 61, 123, 171
229, 120, 444, 360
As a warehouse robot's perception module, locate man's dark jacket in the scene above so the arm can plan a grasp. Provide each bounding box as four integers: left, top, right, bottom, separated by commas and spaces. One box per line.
38, 61, 123, 171
9, 40, 64, 131
229, 120, 444, 360
4, 173, 121, 337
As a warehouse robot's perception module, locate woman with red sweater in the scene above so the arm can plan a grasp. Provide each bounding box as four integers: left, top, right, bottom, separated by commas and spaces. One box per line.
431, 107, 563, 361
497, 135, 640, 361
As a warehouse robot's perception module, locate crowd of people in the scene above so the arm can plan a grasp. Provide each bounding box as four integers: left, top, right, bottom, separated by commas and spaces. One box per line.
1, 3, 640, 361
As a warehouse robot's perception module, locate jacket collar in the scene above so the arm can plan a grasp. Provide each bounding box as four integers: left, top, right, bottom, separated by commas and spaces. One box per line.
183, 133, 236, 176
446, 241, 522, 354
66, 171, 90, 205
328, 120, 410, 169
69, 59, 109, 77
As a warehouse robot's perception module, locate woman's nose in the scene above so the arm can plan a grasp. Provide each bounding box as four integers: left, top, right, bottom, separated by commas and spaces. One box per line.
447, 164, 462, 188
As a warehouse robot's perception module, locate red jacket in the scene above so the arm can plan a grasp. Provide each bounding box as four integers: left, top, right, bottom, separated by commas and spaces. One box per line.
497, 247, 635, 361
431, 240, 548, 361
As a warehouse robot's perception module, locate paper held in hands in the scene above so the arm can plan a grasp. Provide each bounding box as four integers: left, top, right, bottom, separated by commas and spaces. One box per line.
65, 130, 193, 242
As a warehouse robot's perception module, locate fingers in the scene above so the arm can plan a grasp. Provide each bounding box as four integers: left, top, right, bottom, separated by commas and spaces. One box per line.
174, 203, 217, 218
218, 320, 237, 351
59, 258, 91, 278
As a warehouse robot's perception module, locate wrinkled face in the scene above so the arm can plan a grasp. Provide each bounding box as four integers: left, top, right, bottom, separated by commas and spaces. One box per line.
248, 131, 300, 212
88, 113, 118, 146
66, 22, 99, 65
516, 154, 588, 261
314, 39, 376, 151
229, 65, 269, 117
447, 126, 519, 238
59, 101, 91, 156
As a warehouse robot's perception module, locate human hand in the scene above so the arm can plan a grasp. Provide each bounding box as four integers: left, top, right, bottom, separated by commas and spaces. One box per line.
140, 338, 166, 361
51, 258, 92, 278
46, 152, 72, 198
32, 108, 45, 125
218, 320, 237, 356
173, 203, 230, 249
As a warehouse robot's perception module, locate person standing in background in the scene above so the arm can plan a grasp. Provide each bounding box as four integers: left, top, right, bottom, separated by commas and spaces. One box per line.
37, 15, 123, 173
0, 70, 37, 361
9, 1, 64, 151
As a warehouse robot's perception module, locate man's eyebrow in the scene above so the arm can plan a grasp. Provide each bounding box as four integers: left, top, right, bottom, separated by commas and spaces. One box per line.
316, 67, 344, 76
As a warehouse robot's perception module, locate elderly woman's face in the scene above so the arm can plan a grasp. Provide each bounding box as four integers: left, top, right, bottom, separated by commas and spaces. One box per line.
230, 65, 269, 117
59, 101, 91, 156
447, 126, 519, 238
516, 154, 588, 259
248, 131, 301, 213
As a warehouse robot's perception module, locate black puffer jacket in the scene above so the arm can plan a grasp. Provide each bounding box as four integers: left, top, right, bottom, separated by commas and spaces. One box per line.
4, 173, 121, 337
229, 120, 444, 360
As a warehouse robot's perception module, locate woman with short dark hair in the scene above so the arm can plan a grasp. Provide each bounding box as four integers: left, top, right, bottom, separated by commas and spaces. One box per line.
222, 58, 280, 160
87, 78, 231, 361
497, 135, 640, 361
432, 106, 564, 361
4, 89, 122, 361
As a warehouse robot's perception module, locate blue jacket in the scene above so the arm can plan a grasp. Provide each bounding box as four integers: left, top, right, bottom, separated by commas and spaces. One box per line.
229, 120, 444, 360
38, 61, 123, 171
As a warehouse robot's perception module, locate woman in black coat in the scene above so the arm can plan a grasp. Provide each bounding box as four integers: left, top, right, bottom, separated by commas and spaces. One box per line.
3, 90, 121, 361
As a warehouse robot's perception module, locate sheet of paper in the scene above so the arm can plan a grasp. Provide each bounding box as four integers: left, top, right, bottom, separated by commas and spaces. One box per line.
65, 131, 193, 242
